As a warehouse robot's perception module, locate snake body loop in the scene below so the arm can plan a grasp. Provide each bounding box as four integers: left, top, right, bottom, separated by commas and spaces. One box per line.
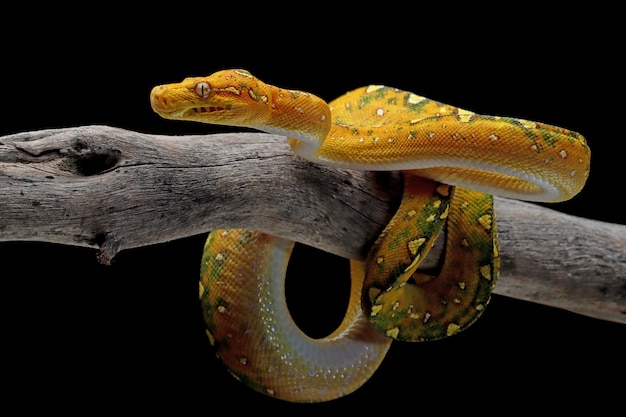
199, 230, 391, 402
150, 69, 590, 402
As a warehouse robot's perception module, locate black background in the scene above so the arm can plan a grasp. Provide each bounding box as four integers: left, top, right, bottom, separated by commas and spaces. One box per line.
2, 6, 623, 413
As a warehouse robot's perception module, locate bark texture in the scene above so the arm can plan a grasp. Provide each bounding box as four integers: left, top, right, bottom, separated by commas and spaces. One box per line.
1, 126, 624, 323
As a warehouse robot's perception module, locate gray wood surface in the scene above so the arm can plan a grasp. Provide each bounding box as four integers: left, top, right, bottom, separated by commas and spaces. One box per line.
1, 126, 624, 323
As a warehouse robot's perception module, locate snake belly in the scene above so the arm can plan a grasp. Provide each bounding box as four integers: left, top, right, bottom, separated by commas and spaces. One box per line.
199, 229, 391, 402
150, 69, 591, 402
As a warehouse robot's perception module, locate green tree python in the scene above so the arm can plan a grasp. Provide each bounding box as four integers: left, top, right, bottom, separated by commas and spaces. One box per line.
149, 69, 590, 402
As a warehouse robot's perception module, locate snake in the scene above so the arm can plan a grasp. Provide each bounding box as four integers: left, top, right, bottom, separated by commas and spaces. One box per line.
149, 69, 590, 402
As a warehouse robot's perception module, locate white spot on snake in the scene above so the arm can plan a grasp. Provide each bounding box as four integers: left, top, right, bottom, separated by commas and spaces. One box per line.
295, 107, 304, 114
446, 323, 461, 336
403, 248, 422, 272
478, 214, 492, 231
205, 329, 215, 346
386, 327, 400, 338
376, 108, 384, 116
489, 133, 499, 142
248, 89, 260, 101
408, 94, 425, 105
570, 170, 577, 177
520, 119, 537, 129
480, 265, 492, 280
370, 304, 383, 316
456, 109, 474, 122
559, 149, 568, 159
427, 131, 436, 139
219, 86, 240, 95
423, 312, 431, 323
217, 305, 226, 313
408, 238, 426, 255
240, 357, 248, 365
366, 85, 385, 93
215, 253, 225, 262
234, 69, 253, 78
440, 205, 449, 220
530, 144, 539, 152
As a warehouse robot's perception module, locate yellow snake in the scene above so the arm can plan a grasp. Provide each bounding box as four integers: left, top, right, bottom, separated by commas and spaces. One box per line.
150, 69, 590, 402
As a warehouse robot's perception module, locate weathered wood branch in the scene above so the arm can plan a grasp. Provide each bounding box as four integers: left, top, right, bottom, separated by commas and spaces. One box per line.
1, 126, 624, 324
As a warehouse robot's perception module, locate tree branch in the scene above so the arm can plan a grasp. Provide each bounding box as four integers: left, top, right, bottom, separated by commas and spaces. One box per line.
1, 126, 624, 324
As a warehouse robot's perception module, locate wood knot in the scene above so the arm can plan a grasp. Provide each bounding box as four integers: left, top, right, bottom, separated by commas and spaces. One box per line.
57, 149, 121, 176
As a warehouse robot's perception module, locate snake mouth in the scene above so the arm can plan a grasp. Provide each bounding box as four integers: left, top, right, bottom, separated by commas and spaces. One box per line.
190, 106, 226, 114
170, 106, 226, 118
175, 106, 228, 118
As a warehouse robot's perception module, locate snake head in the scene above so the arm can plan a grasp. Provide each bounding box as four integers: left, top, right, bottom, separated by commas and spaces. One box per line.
150, 69, 271, 127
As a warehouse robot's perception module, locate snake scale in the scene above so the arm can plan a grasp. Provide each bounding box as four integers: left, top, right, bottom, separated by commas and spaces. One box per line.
150, 69, 590, 402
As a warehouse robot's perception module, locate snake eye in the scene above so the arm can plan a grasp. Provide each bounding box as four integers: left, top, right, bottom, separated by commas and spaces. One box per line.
195, 81, 211, 98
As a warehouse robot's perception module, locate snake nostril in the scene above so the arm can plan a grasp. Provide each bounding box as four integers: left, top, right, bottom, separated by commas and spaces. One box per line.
150, 94, 168, 110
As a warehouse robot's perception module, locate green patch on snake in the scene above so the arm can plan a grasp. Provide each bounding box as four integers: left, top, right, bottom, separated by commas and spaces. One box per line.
369, 290, 489, 341
357, 87, 390, 108
369, 302, 449, 341
507, 117, 555, 145
386, 96, 399, 106
370, 262, 417, 290
405, 97, 434, 114
201, 295, 236, 352
200, 251, 227, 284
534, 128, 556, 148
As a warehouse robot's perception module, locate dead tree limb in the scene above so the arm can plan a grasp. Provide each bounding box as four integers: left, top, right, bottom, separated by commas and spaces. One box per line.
1, 125, 624, 324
